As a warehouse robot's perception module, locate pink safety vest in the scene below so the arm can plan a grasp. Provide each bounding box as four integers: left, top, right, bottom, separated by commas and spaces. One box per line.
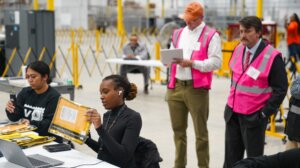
168, 26, 217, 89
227, 43, 281, 115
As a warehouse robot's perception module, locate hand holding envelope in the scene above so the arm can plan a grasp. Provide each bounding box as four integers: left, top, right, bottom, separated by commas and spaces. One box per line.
86, 109, 102, 129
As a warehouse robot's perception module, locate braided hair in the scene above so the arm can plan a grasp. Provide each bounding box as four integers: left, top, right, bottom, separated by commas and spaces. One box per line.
103, 75, 137, 100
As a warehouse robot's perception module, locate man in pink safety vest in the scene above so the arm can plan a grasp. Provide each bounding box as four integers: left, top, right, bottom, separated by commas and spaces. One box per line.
166, 2, 222, 168
223, 16, 288, 168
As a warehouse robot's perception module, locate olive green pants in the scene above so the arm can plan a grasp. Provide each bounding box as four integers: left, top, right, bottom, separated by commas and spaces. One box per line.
166, 80, 209, 168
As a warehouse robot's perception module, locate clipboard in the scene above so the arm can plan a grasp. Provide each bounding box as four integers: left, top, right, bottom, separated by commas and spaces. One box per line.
160, 48, 183, 65
48, 97, 91, 144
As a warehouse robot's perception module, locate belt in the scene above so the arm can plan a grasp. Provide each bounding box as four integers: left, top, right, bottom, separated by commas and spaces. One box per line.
176, 79, 193, 86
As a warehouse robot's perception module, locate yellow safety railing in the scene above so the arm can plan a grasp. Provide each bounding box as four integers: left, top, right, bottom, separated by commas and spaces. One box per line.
59, 47, 72, 77
38, 47, 46, 61
265, 106, 286, 140
71, 30, 80, 88
95, 30, 101, 52
0, 29, 164, 90
1, 27, 162, 78
49, 49, 58, 71
78, 46, 92, 78
17, 48, 32, 77
291, 56, 300, 73
90, 47, 101, 75
2, 48, 17, 77
153, 41, 162, 83
215, 40, 239, 77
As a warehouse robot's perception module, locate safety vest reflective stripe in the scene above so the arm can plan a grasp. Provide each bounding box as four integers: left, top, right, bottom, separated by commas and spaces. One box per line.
168, 26, 215, 89
231, 80, 272, 94
229, 45, 276, 72
290, 105, 300, 115
189, 27, 209, 67
258, 46, 275, 71
172, 29, 182, 47
230, 45, 242, 69
201, 27, 210, 47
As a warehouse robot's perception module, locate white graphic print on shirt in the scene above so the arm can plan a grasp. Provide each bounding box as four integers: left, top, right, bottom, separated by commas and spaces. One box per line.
24, 104, 45, 121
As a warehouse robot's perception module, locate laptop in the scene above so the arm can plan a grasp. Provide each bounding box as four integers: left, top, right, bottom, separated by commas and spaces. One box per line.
0, 139, 64, 168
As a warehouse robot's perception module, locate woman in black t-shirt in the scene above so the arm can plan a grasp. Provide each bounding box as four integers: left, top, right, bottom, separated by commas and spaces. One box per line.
85, 75, 142, 168
5, 61, 62, 142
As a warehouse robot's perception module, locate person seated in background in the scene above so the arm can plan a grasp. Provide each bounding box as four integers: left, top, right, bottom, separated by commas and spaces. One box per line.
85, 74, 142, 168
120, 34, 150, 94
5, 61, 62, 143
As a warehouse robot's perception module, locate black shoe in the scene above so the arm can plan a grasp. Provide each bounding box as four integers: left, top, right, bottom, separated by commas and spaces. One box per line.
144, 85, 149, 94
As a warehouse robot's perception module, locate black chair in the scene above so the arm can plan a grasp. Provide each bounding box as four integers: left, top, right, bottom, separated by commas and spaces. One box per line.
135, 137, 163, 168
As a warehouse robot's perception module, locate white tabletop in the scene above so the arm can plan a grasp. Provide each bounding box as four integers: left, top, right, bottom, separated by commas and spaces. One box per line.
106, 58, 165, 67
0, 143, 119, 168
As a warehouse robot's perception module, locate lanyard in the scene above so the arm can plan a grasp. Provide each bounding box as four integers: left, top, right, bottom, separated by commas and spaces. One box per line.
104, 105, 125, 132
99, 105, 125, 151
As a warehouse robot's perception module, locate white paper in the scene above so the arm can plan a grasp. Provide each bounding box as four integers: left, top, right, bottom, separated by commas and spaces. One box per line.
60, 106, 78, 123
160, 48, 183, 65
246, 66, 260, 80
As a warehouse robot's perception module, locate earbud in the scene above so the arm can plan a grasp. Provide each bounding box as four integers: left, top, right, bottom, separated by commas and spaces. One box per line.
118, 90, 122, 95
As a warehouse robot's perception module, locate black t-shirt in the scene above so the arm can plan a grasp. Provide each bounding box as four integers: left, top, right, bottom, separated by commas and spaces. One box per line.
6, 86, 61, 141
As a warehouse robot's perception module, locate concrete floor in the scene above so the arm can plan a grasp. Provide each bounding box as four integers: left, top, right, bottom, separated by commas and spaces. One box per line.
0, 72, 289, 168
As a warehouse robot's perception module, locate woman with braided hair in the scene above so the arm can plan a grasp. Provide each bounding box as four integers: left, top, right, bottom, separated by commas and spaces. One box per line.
85, 74, 142, 168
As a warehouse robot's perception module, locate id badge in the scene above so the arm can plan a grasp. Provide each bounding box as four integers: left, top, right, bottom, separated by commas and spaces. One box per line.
246, 66, 260, 80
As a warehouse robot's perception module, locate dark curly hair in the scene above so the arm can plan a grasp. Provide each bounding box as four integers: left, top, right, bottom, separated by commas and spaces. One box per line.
103, 75, 137, 100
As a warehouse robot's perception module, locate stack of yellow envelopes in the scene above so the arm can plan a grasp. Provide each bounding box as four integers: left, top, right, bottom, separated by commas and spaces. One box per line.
0, 123, 55, 148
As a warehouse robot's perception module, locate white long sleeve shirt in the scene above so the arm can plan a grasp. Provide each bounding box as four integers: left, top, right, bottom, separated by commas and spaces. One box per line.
170, 22, 222, 80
